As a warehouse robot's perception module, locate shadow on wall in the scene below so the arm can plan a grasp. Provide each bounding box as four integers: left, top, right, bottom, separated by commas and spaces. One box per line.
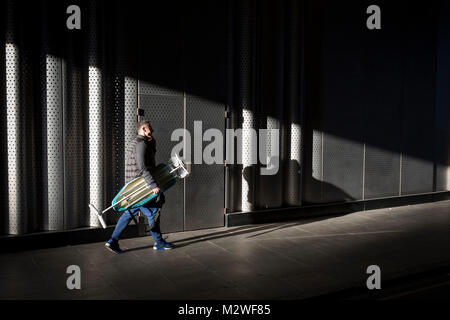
241, 159, 355, 210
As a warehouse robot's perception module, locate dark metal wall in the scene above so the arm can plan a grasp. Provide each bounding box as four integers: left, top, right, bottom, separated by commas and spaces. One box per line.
184, 2, 227, 230
302, 0, 449, 204
435, 0, 450, 192
136, 5, 185, 232
137, 0, 227, 232
139, 95, 185, 233
361, 2, 403, 200
1, 0, 449, 236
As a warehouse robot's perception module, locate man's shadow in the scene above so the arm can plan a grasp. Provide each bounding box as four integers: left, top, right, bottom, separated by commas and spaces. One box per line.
123, 159, 356, 253
123, 208, 356, 254
242, 160, 356, 206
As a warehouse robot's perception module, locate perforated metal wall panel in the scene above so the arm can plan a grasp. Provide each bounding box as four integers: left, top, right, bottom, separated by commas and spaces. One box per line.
97, 0, 137, 226
139, 83, 182, 97
363, 4, 403, 200
435, 151, 450, 192
103, 71, 125, 225
139, 94, 184, 233
301, 0, 323, 205
364, 80, 400, 199
22, 34, 41, 234
124, 77, 138, 149
182, 0, 226, 229
284, 0, 302, 207
43, 55, 64, 230
365, 148, 401, 199
435, 0, 450, 192
5, 1, 24, 234
320, 3, 364, 202
124, 78, 138, 220
136, 1, 183, 99
3, 0, 43, 234
185, 95, 224, 230
237, 0, 254, 212
400, 5, 435, 195
241, 109, 255, 212
19, 46, 39, 234
63, 61, 90, 229
87, 1, 104, 227
286, 123, 302, 206
255, 0, 284, 210
305, 130, 323, 203
0, 0, 7, 234
256, 114, 282, 209
323, 135, 364, 202
224, 0, 237, 213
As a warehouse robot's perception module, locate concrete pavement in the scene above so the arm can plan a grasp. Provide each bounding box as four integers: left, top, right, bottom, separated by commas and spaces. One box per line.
0, 200, 449, 299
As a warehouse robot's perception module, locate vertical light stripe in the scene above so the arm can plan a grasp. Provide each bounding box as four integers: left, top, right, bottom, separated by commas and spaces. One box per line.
87, 1, 103, 227
88, 65, 103, 227
45, 55, 64, 230
124, 77, 137, 156
447, 166, 450, 191
242, 108, 255, 212
5, 42, 22, 234
311, 130, 323, 202
312, 130, 323, 181
290, 124, 301, 168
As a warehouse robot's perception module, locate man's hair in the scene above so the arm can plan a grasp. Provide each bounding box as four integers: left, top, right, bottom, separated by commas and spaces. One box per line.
136, 120, 151, 133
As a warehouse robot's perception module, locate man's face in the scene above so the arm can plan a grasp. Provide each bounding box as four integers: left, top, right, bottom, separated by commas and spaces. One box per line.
141, 124, 153, 139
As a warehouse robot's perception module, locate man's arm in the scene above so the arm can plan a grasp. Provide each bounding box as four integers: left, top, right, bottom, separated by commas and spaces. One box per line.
135, 141, 158, 190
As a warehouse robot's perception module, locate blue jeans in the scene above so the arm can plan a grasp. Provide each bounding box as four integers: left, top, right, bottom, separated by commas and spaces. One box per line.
108, 204, 163, 244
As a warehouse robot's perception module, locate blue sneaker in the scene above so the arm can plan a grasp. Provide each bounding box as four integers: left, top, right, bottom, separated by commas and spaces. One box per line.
105, 241, 123, 254
153, 240, 175, 250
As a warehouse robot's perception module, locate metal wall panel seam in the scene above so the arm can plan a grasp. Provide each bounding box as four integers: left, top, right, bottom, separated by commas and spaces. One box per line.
362, 142, 366, 200
399, 152, 403, 196
298, 0, 306, 207
321, 131, 324, 201
183, 90, 186, 230
240, 0, 254, 212
62, 58, 66, 229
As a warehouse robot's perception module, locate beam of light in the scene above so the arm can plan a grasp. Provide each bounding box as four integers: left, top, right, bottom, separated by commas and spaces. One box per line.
448, 167, 450, 191
5, 42, 21, 234
88, 65, 103, 227
44, 54, 65, 230
312, 129, 323, 182
259, 116, 280, 176
241, 108, 255, 212
138, 80, 183, 97
290, 123, 301, 166
124, 77, 137, 158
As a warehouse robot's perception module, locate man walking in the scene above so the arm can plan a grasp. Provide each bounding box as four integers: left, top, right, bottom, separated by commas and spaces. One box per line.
105, 120, 175, 254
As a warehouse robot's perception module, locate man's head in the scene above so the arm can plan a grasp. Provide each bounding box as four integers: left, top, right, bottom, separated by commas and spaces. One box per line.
137, 120, 153, 140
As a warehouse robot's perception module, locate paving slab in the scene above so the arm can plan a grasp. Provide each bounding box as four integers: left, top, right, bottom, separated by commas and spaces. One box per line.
0, 200, 449, 299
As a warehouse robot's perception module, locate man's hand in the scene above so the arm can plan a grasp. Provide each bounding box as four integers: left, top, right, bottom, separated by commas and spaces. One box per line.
153, 187, 160, 194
